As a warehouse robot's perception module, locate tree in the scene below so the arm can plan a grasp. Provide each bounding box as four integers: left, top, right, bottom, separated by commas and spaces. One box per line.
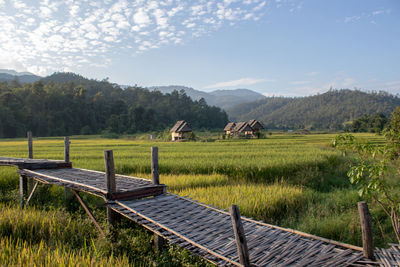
333, 108, 400, 243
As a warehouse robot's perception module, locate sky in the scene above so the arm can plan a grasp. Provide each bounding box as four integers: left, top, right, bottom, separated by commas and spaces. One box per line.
1, 0, 399, 96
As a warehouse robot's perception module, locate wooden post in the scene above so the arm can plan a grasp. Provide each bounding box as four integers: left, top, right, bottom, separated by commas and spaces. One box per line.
64, 137, 72, 207
230, 205, 250, 267
151, 147, 159, 185
19, 175, 27, 208
154, 234, 166, 253
358, 201, 375, 260
64, 137, 70, 163
27, 131, 34, 194
104, 150, 118, 230
151, 146, 166, 251
27, 131, 33, 159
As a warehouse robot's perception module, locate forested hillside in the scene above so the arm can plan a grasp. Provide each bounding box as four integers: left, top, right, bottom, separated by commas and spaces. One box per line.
228, 89, 400, 130
0, 73, 228, 138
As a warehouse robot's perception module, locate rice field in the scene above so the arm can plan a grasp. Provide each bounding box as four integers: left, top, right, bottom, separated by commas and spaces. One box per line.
0, 133, 395, 265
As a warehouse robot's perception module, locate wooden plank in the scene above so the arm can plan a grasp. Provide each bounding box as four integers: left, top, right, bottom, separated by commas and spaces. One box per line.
19, 169, 108, 195
230, 205, 250, 267
358, 201, 375, 260
170, 193, 363, 252
116, 199, 243, 267
109, 185, 166, 200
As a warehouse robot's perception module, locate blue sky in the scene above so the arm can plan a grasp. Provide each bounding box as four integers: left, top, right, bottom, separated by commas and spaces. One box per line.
1, 0, 399, 96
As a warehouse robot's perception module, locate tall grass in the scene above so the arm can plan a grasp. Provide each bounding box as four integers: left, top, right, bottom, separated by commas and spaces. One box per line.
0, 133, 396, 264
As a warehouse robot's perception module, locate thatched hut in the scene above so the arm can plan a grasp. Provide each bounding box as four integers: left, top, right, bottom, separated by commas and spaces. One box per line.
170, 120, 192, 141
248, 120, 264, 133
232, 122, 254, 137
224, 122, 236, 135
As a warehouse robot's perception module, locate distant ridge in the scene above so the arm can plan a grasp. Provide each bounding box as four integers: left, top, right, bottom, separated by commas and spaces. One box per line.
148, 85, 265, 110
227, 89, 400, 130
0, 69, 41, 84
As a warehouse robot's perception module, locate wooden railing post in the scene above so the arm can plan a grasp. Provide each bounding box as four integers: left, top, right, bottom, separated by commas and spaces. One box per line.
151, 147, 159, 185
104, 150, 118, 230
64, 137, 72, 207
64, 137, 70, 163
151, 146, 166, 252
358, 201, 375, 260
230, 205, 250, 267
27, 131, 34, 195
27, 131, 33, 159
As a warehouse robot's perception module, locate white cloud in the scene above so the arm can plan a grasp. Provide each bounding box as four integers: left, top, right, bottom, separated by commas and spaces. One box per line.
306, 71, 319, 76
133, 8, 151, 26
204, 77, 268, 89
290, 80, 310, 85
0, 0, 285, 75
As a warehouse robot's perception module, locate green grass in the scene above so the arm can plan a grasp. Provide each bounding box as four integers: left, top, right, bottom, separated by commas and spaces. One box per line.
0, 133, 397, 265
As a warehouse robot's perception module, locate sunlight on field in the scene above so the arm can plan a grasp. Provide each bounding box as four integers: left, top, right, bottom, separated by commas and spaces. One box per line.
0, 132, 395, 265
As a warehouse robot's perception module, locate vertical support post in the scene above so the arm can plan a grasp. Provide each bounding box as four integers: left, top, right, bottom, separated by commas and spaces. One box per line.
104, 150, 118, 232
19, 175, 27, 208
64, 137, 72, 207
151, 147, 166, 252
64, 137, 70, 163
358, 201, 375, 260
151, 147, 159, 185
27, 131, 33, 159
27, 131, 34, 194
230, 205, 250, 267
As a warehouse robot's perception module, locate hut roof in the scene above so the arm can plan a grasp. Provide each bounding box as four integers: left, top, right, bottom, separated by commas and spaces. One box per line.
224, 122, 236, 131
248, 119, 264, 130
170, 120, 192, 133
233, 122, 253, 133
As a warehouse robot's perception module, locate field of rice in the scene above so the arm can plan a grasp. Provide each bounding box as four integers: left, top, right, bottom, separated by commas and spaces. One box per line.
0, 133, 395, 265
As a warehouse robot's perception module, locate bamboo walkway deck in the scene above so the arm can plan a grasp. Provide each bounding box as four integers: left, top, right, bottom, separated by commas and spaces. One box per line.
0, 156, 393, 266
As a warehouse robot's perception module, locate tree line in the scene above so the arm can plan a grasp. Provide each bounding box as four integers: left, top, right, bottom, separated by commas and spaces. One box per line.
0, 73, 228, 138
345, 113, 389, 133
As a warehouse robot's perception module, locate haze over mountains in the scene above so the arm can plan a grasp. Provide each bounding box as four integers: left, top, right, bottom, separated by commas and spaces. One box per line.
148, 85, 265, 110
0, 69, 41, 84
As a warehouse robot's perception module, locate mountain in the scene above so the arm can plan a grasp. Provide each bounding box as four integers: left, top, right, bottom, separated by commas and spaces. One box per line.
148, 85, 265, 110
0, 69, 37, 76
227, 89, 400, 130
0, 69, 41, 84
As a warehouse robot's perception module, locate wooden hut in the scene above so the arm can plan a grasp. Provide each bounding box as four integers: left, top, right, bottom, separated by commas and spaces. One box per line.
248, 120, 264, 133
224, 122, 236, 135
170, 120, 192, 141
232, 122, 254, 137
